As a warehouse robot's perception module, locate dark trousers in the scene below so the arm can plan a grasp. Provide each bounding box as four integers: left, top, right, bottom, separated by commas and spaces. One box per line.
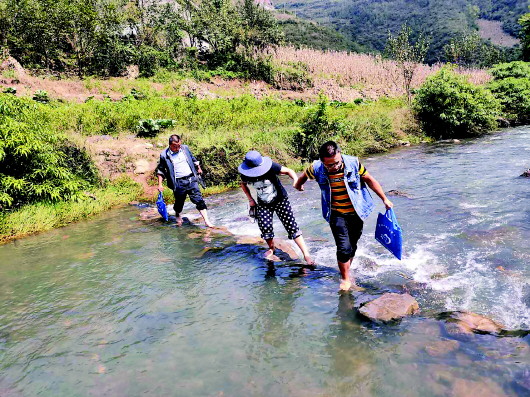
172, 176, 207, 215
329, 211, 364, 263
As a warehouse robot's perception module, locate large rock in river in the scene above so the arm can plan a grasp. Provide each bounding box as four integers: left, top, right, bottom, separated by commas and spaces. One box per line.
521, 169, 530, 177
442, 311, 505, 335
358, 293, 419, 322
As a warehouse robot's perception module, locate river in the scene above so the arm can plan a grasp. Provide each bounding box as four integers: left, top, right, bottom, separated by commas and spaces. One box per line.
0, 127, 529, 396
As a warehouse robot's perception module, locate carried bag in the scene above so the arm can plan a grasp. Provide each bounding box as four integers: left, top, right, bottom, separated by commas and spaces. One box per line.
374, 208, 403, 260
156, 192, 169, 221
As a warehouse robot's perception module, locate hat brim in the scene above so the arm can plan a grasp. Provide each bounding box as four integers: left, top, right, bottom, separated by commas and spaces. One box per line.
238, 156, 273, 177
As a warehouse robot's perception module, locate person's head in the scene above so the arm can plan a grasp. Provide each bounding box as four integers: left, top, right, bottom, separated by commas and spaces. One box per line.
319, 141, 342, 172
169, 134, 182, 152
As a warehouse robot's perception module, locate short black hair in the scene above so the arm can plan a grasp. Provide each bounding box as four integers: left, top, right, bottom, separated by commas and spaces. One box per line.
169, 134, 181, 144
319, 141, 341, 159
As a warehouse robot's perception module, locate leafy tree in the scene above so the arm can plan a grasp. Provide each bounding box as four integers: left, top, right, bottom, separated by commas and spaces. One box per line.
443, 31, 503, 68
385, 24, 429, 104
520, 12, 530, 61
413, 67, 501, 139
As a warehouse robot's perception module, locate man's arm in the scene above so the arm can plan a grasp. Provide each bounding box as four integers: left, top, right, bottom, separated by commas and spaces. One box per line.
157, 174, 165, 192
294, 172, 308, 191
361, 173, 393, 209
240, 182, 256, 207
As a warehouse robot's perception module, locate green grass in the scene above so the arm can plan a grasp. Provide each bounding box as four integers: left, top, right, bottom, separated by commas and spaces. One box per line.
0, 177, 143, 244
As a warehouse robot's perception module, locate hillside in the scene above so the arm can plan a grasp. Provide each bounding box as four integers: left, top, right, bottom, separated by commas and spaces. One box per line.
274, 0, 527, 62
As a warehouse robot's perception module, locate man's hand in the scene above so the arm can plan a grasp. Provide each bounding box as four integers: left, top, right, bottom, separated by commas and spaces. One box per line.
158, 184, 164, 193
293, 181, 304, 191
383, 199, 394, 209
197, 166, 203, 175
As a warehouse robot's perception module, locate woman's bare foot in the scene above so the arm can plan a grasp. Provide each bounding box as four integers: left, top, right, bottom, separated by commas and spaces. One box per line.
304, 255, 315, 266
264, 248, 275, 259
339, 279, 352, 291
205, 220, 214, 228
176, 217, 183, 227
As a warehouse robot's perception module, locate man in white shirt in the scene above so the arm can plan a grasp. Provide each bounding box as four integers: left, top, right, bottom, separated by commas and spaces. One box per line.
156, 135, 213, 227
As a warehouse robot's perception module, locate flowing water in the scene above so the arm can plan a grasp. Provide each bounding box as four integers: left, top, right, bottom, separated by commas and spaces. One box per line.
1, 127, 529, 396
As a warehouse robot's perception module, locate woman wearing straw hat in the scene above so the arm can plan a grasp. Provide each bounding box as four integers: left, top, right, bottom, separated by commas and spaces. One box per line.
239, 150, 314, 265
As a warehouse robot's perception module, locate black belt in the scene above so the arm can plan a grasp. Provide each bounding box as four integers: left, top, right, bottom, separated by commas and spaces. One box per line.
175, 173, 193, 180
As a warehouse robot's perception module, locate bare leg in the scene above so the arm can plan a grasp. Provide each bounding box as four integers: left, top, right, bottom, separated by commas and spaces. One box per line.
338, 259, 352, 290
264, 238, 275, 259
293, 235, 314, 265
199, 209, 214, 228
176, 214, 183, 227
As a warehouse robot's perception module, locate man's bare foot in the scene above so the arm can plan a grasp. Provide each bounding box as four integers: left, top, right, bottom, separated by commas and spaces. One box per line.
176, 217, 183, 227
339, 279, 352, 291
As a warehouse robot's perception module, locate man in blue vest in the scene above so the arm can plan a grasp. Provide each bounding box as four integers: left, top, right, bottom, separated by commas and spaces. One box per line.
156, 134, 213, 227
294, 141, 393, 290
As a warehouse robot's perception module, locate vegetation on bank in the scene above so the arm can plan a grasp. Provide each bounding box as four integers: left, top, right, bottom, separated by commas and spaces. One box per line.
0, 89, 422, 242
0, 177, 142, 243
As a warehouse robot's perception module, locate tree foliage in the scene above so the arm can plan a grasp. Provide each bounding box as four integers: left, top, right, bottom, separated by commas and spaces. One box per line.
413, 67, 501, 139
0, 0, 283, 78
520, 12, 530, 61
443, 31, 504, 68
385, 24, 429, 104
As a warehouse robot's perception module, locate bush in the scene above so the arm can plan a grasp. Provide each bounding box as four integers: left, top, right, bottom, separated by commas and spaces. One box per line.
32, 90, 50, 103
488, 62, 530, 124
413, 68, 501, 139
489, 61, 530, 80
292, 97, 345, 161
0, 95, 97, 209
136, 119, 176, 138
488, 77, 530, 124
196, 139, 247, 186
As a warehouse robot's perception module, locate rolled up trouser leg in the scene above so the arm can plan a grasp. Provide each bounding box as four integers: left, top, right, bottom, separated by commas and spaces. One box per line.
329, 211, 364, 263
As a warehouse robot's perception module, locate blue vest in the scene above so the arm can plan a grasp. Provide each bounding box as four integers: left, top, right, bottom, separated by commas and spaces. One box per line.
312, 154, 374, 222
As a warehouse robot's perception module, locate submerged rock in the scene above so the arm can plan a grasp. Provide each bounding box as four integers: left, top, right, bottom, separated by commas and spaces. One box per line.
451, 378, 507, 397
358, 293, 420, 322
440, 311, 505, 335
386, 189, 413, 198
425, 339, 459, 357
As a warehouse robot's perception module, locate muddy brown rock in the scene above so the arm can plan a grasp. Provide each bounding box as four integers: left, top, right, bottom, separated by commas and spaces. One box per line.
358, 293, 419, 322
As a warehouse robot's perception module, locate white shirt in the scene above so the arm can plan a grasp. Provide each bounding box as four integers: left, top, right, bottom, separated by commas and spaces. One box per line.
169, 149, 193, 179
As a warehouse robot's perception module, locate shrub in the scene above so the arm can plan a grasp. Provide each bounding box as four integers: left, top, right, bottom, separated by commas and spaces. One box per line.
32, 90, 50, 103
196, 139, 247, 186
136, 119, 176, 138
2, 87, 16, 94
292, 97, 345, 161
488, 62, 530, 124
489, 61, 530, 80
413, 68, 501, 139
0, 95, 97, 209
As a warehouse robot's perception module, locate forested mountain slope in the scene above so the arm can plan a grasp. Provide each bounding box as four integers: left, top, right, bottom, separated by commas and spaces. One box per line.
275, 0, 528, 62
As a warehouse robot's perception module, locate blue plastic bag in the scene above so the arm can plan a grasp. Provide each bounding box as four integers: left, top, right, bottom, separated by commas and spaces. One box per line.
375, 208, 403, 260
156, 192, 169, 221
